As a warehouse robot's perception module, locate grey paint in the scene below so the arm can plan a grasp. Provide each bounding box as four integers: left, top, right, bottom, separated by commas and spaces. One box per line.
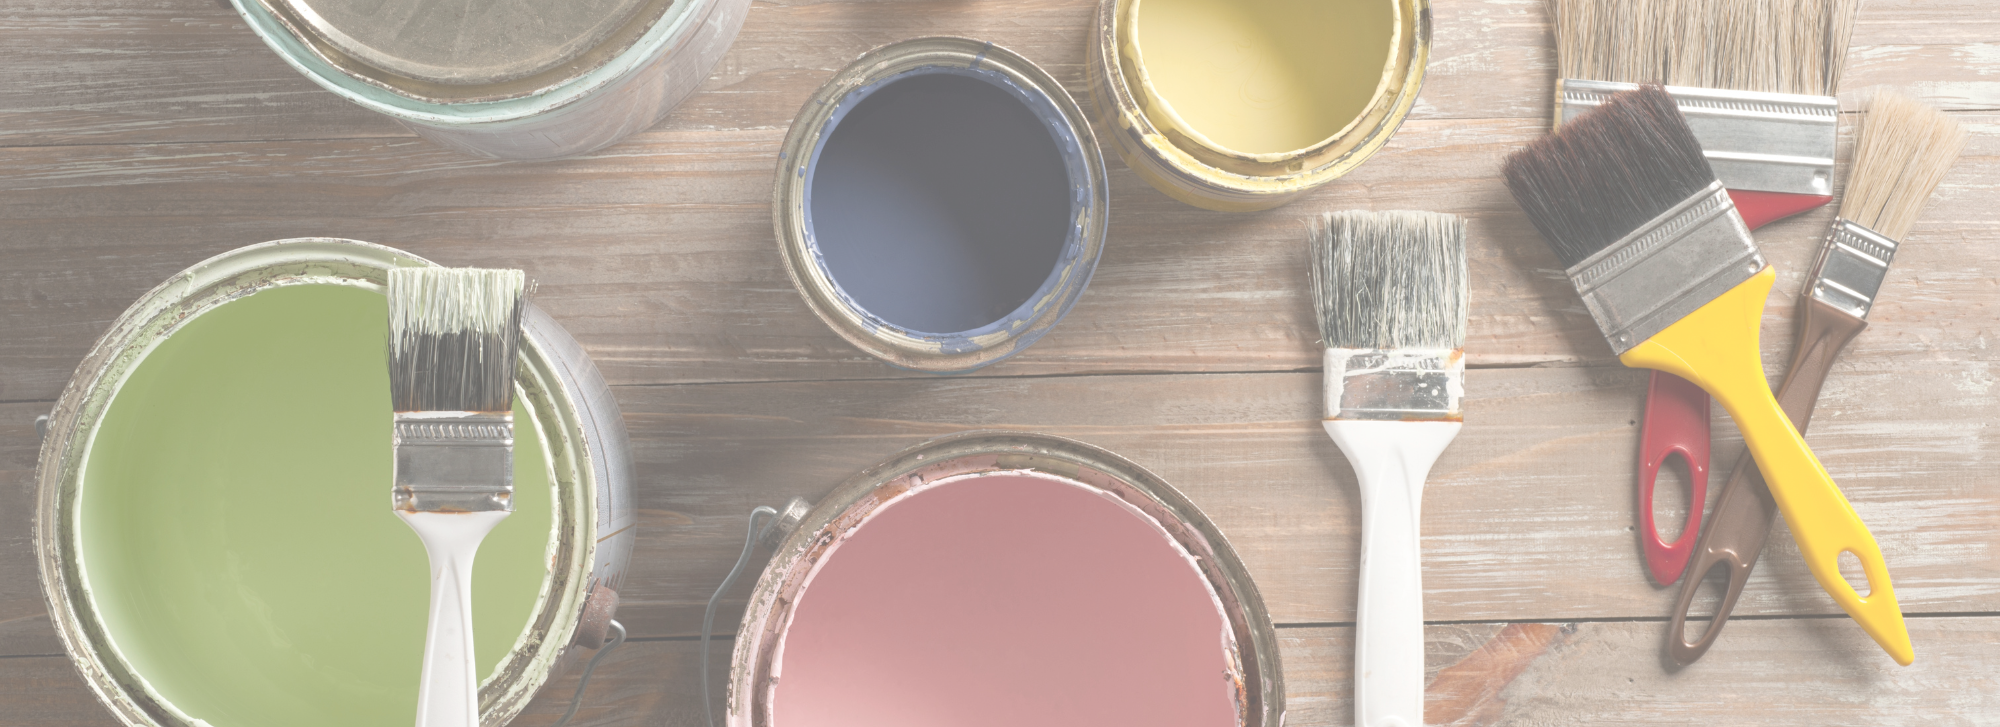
805, 69, 1080, 336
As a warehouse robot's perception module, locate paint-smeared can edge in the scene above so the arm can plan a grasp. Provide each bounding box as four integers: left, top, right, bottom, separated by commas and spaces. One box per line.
772, 37, 1112, 375
32, 238, 629, 727
725, 430, 1284, 727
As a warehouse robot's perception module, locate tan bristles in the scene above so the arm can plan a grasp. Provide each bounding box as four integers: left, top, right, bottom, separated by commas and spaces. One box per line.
1840, 91, 1968, 241
1550, 0, 1861, 95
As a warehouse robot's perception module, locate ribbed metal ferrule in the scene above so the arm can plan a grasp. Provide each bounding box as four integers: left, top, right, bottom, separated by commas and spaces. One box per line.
1323, 347, 1465, 422
1567, 181, 1766, 355
1559, 79, 1838, 197
1811, 219, 1900, 320
392, 410, 516, 513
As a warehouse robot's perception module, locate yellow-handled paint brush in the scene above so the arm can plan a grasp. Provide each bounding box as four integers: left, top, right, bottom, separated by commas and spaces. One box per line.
1502, 85, 1912, 665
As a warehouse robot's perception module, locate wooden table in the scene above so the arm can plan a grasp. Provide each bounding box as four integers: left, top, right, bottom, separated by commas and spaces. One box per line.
4, 0, 1997, 724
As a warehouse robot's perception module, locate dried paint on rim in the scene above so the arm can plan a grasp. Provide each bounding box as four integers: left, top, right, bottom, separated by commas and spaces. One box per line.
33, 239, 634, 727
232, 0, 749, 159
773, 38, 1111, 374
726, 431, 1284, 727
1089, 0, 1432, 211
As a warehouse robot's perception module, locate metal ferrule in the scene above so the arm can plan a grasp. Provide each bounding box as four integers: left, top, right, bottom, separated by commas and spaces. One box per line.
1810, 218, 1900, 320
392, 411, 515, 513
1567, 181, 1766, 355
1558, 79, 1837, 197
1323, 347, 1465, 422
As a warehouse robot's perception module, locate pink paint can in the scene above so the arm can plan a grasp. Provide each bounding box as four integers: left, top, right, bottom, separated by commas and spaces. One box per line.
727, 432, 1282, 727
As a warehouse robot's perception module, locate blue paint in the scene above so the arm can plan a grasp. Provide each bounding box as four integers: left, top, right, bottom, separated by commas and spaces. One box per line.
803, 65, 1090, 339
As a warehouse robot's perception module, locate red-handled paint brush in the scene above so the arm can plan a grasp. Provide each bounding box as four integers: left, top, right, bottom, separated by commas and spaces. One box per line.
1547, 0, 1864, 586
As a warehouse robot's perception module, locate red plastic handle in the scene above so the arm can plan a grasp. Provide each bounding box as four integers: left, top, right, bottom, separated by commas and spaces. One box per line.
1728, 189, 1834, 231
1637, 371, 1711, 585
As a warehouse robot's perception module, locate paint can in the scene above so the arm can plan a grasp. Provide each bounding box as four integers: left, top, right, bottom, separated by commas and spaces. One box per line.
1089, 0, 1432, 211
35, 238, 634, 727
773, 38, 1111, 374
727, 431, 1283, 727
232, 0, 751, 160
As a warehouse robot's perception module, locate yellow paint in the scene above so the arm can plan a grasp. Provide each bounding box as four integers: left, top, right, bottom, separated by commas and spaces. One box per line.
1134, 0, 1396, 155
1618, 268, 1913, 665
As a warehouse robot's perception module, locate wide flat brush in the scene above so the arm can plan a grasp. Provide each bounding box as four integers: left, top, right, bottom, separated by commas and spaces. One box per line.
1666, 91, 1965, 665
1549, 0, 1865, 587
1309, 210, 1468, 727
388, 266, 528, 727
1502, 85, 1912, 665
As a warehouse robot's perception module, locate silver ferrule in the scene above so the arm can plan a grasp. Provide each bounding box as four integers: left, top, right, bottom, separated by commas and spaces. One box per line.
1558, 79, 1837, 197
1809, 218, 1900, 320
1323, 347, 1465, 422
1567, 181, 1766, 355
392, 410, 515, 513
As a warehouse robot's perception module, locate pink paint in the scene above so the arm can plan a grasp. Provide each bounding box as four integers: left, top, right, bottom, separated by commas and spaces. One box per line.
771, 471, 1238, 727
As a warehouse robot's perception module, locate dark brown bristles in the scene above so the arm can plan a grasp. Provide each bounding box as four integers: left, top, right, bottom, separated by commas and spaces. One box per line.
1502, 85, 1715, 267
387, 267, 527, 413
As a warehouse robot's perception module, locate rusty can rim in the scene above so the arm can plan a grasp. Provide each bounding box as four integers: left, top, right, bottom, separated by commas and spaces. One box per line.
726, 430, 1284, 727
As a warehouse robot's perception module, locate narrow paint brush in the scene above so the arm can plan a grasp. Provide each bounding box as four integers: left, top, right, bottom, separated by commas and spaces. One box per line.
1502, 85, 1913, 665
388, 266, 528, 727
1549, 0, 1865, 586
1310, 210, 1467, 727
1666, 91, 1965, 665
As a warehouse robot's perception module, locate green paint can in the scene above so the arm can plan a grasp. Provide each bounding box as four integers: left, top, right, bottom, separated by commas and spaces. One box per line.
35, 239, 634, 727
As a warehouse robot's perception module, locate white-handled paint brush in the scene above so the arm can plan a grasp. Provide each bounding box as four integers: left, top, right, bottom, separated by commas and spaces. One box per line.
388, 267, 528, 727
1309, 211, 1467, 727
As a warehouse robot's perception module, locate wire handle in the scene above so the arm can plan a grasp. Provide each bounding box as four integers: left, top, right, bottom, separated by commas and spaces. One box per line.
702, 506, 778, 727
550, 620, 626, 727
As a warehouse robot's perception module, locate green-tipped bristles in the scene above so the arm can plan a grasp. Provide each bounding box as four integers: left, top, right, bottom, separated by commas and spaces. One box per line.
1309, 211, 1469, 350
387, 267, 527, 413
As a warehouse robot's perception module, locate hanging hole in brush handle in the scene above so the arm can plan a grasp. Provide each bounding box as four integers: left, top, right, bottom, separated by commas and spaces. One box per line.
1666, 451, 1776, 666
1637, 371, 1711, 586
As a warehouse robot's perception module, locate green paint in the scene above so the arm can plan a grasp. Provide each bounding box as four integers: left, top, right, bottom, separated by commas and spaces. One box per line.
79, 284, 552, 727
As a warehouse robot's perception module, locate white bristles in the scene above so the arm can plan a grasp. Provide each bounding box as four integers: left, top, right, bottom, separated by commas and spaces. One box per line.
387, 267, 527, 413
1550, 0, 1861, 96
1308, 211, 1469, 350
1840, 90, 1968, 241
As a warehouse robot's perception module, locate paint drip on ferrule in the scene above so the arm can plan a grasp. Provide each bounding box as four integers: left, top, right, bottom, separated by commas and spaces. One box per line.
1323, 347, 1464, 422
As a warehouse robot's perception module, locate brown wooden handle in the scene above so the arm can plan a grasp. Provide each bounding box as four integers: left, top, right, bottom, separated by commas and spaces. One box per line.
1666, 297, 1868, 666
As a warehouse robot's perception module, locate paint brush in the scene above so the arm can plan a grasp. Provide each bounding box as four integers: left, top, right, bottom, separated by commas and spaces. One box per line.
1548, 0, 1866, 587
1309, 210, 1467, 727
388, 266, 528, 727
1666, 91, 1966, 665
1502, 85, 1913, 665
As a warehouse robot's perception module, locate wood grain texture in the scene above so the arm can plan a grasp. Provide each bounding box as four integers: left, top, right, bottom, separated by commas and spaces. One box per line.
5, 0, 2000, 721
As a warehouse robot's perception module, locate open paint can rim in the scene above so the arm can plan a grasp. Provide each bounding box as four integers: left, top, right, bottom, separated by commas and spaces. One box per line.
773, 37, 1112, 374
34, 238, 623, 727
235, 0, 723, 116
1088, 0, 1432, 211
727, 430, 1284, 727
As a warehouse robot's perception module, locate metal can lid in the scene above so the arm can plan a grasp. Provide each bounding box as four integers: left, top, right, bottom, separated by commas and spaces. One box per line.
271, 0, 663, 89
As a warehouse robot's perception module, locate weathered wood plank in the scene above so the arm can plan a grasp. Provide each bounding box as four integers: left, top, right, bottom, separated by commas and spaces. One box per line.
5, 117, 1997, 400
11, 616, 2000, 726
1, 0, 1996, 148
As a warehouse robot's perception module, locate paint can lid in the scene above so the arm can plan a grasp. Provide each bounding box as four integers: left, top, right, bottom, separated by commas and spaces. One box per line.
265, 0, 674, 100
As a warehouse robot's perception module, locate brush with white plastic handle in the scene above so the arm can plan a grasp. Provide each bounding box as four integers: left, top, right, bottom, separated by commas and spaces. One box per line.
1309, 211, 1467, 727
388, 266, 527, 727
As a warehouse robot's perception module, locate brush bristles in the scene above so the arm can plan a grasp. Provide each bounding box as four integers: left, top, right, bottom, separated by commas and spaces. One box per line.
1309, 211, 1468, 350
1840, 90, 1967, 241
1503, 85, 1715, 267
1550, 0, 1860, 96
387, 267, 527, 413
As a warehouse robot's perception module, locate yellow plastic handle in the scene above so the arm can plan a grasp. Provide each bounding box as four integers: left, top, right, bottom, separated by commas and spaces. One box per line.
1618, 267, 1913, 665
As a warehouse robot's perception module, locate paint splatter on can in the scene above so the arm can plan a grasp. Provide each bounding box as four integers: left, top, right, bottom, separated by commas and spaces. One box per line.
774, 38, 1111, 374
727, 431, 1283, 727
1090, 0, 1433, 211
232, 0, 751, 160
35, 239, 633, 727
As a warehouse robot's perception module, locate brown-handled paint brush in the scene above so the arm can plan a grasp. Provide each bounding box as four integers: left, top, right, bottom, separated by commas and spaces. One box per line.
1666, 91, 1966, 666
1548, 0, 1865, 587
388, 267, 528, 727
1502, 85, 1913, 665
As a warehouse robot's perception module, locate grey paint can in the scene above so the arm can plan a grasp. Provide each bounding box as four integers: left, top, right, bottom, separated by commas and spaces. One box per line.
234, 0, 751, 160
774, 38, 1111, 374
